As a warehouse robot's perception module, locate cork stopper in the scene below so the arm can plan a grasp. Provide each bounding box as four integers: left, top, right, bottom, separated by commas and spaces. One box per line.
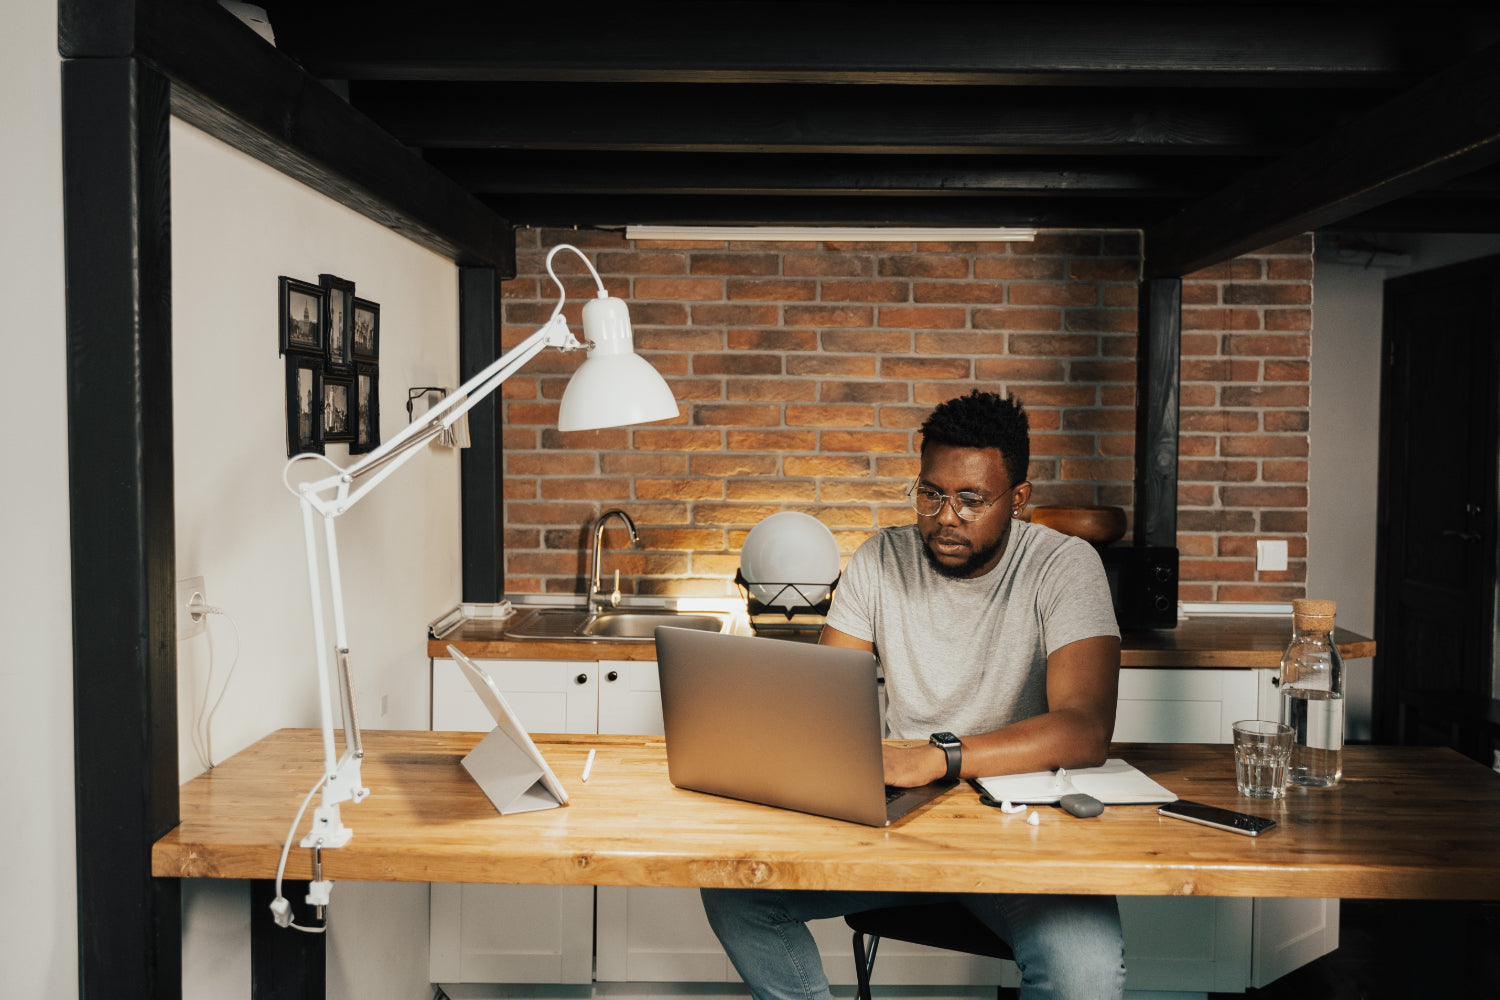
1292, 598, 1336, 630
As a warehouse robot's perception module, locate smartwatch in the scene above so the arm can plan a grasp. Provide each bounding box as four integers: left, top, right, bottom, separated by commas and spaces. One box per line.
929, 731, 962, 783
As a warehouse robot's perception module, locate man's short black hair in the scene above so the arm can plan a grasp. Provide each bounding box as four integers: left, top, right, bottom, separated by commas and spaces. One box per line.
919, 389, 1030, 487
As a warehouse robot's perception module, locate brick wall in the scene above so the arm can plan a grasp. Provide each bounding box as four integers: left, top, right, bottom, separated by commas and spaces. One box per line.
499, 227, 1313, 604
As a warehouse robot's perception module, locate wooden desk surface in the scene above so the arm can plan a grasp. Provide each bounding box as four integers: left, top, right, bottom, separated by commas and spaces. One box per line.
154, 730, 1500, 900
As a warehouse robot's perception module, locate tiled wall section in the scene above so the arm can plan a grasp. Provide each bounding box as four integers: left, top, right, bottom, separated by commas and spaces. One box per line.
499, 227, 1313, 603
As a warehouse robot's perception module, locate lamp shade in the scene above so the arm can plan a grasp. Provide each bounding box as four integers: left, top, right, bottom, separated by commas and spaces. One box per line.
558, 294, 679, 432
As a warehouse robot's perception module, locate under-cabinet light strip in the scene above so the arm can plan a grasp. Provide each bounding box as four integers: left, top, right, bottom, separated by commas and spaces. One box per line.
624, 225, 1036, 243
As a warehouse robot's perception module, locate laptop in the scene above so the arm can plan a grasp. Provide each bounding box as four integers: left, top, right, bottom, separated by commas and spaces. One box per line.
653, 626, 953, 827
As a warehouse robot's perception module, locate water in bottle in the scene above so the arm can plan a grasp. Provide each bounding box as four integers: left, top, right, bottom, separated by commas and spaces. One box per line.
1278, 599, 1344, 787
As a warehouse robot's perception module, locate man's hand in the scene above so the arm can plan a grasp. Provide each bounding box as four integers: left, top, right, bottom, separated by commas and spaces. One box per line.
882, 741, 950, 787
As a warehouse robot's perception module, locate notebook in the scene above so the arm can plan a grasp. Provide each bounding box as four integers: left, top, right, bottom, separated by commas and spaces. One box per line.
653, 626, 952, 827
975, 759, 1177, 806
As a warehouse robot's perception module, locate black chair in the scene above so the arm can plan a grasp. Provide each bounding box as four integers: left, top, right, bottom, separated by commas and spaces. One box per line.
846, 902, 1018, 1000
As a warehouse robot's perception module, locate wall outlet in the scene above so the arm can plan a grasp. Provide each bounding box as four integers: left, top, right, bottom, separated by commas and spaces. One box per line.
177, 576, 207, 640
1256, 540, 1289, 573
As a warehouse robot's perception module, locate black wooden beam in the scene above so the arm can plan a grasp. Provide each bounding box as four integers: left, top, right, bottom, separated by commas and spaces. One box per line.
1134, 278, 1181, 548
1144, 41, 1500, 278
428, 151, 1249, 199
350, 81, 1355, 157
460, 266, 505, 604
250, 880, 325, 1000
65, 0, 515, 270
61, 54, 181, 1000
263, 2, 1500, 87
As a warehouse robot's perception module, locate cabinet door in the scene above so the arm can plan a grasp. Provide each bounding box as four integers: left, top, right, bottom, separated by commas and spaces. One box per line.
597, 659, 666, 735
1115, 667, 1259, 744
431, 656, 597, 734
429, 659, 596, 986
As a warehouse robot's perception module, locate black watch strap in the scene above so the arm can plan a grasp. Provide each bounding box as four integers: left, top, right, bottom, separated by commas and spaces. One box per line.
929, 732, 962, 782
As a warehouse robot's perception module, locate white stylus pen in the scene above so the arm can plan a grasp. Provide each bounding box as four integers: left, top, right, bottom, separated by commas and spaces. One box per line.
582, 748, 597, 782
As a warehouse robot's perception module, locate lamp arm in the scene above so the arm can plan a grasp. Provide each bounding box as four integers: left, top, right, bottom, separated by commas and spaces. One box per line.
283, 303, 589, 850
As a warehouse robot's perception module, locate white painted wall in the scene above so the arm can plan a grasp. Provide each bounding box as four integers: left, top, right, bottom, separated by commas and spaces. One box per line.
1, 1, 77, 996
171, 119, 460, 998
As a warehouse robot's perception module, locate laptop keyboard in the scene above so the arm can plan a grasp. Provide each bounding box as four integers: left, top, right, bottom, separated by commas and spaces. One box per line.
884, 785, 904, 803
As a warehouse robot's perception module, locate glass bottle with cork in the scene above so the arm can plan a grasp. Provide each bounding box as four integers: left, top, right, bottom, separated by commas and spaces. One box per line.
1278, 598, 1344, 786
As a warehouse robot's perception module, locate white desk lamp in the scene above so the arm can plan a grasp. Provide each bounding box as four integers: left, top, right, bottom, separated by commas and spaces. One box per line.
281, 244, 677, 849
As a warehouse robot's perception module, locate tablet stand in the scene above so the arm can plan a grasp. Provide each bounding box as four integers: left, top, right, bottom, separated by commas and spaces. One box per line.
462, 727, 566, 814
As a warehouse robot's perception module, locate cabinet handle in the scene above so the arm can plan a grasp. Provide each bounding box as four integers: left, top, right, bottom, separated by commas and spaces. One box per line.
606, 670, 619, 682
575, 673, 589, 685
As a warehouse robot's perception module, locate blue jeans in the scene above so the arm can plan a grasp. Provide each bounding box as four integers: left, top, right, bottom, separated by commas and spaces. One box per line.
700, 888, 1125, 1000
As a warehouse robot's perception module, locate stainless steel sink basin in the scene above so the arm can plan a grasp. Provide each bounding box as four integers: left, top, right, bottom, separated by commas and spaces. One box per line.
581, 611, 726, 638
502, 606, 731, 642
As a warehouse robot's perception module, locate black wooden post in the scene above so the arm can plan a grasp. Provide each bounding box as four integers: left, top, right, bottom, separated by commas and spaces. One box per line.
61, 56, 182, 1000
1134, 277, 1182, 547
460, 265, 505, 602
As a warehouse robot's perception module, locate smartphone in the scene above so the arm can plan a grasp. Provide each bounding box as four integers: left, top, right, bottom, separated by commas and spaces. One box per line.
1158, 800, 1277, 837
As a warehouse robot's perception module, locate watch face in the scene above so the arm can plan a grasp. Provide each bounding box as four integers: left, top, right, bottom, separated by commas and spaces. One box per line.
930, 731, 960, 747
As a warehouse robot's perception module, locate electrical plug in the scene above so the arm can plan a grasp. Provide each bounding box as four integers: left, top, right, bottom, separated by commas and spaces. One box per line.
269, 896, 293, 927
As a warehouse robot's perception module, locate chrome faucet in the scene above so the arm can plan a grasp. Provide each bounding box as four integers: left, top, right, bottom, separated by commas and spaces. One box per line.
588, 508, 638, 612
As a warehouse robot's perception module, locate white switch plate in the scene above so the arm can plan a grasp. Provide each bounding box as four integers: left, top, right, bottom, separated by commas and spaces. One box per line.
177, 576, 207, 640
1256, 540, 1289, 572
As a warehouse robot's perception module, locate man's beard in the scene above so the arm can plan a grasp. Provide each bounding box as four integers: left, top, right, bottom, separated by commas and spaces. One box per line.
920, 530, 1006, 579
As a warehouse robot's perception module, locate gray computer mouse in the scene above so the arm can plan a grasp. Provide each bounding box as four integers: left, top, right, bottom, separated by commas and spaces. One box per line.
1059, 793, 1105, 818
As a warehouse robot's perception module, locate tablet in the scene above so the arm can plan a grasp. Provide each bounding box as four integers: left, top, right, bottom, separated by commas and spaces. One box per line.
447, 644, 568, 809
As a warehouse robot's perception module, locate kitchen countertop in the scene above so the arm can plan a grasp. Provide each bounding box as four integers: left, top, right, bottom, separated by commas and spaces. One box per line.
430, 610, 1375, 668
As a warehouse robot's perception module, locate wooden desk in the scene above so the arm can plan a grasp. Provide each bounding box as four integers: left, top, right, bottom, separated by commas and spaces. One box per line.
154, 729, 1500, 901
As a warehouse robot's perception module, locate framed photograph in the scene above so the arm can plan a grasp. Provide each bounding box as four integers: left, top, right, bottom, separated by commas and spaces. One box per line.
279, 276, 325, 355
352, 297, 380, 361
286, 354, 324, 457
320, 273, 356, 372
352, 363, 380, 454
323, 373, 355, 443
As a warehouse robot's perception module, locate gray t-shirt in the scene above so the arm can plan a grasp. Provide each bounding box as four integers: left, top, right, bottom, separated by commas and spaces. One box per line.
824, 520, 1119, 740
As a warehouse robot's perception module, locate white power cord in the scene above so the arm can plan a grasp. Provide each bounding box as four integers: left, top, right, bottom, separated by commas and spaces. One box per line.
186, 596, 241, 772
270, 774, 331, 934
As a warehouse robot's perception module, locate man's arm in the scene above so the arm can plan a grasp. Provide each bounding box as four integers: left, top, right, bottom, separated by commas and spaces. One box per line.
822, 625, 1121, 787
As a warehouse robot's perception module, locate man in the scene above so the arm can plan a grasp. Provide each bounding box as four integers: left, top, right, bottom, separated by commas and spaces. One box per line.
700, 389, 1126, 1000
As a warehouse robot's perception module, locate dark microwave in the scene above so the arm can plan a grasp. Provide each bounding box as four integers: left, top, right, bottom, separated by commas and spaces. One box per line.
1098, 545, 1178, 630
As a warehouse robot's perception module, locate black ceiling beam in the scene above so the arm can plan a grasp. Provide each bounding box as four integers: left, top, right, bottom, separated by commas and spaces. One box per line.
263, 2, 1500, 87
482, 193, 1177, 230
76, 0, 516, 271
350, 81, 1358, 156
1144, 41, 1500, 277
427, 150, 1247, 199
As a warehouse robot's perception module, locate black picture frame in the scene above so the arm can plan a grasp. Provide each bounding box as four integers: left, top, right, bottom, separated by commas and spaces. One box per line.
286, 354, 324, 457
279, 276, 325, 355
352, 363, 380, 454
320, 273, 356, 372
323, 372, 355, 443
352, 297, 380, 361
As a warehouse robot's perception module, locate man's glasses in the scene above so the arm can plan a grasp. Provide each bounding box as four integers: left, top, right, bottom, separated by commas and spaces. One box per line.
907, 481, 1016, 522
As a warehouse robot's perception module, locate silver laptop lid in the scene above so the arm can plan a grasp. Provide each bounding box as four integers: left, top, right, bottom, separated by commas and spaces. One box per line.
655, 626, 900, 826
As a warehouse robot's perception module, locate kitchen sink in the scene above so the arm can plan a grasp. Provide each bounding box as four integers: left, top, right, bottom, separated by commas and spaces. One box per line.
502, 606, 731, 642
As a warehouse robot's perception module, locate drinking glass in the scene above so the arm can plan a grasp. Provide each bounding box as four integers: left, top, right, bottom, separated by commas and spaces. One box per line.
1233, 720, 1293, 799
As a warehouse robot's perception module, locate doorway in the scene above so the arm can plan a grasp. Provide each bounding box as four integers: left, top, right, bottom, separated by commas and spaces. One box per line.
1374, 254, 1500, 762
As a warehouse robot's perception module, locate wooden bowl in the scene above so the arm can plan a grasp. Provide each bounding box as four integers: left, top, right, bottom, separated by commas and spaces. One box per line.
1027, 505, 1127, 545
